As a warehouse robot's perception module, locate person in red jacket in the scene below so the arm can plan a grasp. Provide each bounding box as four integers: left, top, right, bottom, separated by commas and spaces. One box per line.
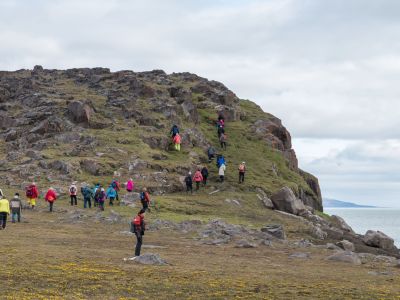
26, 182, 39, 209
45, 187, 57, 212
193, 169, 203, 191
131, 209, 146, 257
173, 133, 181, 151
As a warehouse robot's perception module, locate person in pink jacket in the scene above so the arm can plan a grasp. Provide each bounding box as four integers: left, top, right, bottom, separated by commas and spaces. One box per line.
193, 169, 203, 191
126, 178, 134, 193
173, 133, 181, 151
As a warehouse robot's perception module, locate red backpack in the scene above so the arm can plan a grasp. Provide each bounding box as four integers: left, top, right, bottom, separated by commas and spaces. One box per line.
133, 216, 141, 226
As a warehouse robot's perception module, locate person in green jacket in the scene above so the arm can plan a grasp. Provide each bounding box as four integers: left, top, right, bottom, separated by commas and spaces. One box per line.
0, 195, 10, 230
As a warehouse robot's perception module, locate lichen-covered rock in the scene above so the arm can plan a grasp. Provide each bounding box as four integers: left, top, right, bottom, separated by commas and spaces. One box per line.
363, 230, 398, 251
67, 101, 93, 124
271, 187, 306, 215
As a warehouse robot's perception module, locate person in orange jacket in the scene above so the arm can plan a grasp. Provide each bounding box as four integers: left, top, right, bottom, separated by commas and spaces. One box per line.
45, 187, 57, 212
173, 133, 181, 151
193, 169, 203, 191
131, 209, 146, 257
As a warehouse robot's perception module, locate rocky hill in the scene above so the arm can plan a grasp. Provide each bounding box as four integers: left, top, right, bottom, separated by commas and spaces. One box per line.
0, 66, 322, 210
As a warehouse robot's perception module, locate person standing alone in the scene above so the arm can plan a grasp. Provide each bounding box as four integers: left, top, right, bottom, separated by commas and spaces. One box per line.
131, 209, 146, 257
238, 162, 246, 184
9, 193, 22, 223
69, 182, 78, 206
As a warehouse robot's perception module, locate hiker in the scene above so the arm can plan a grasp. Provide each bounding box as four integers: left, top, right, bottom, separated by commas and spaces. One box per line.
106, 185, 117, 206
217, 124, 225, 138
207, 146, 216, 162
218, 114, 225, 128
140, 188, 151, 212
93, 183, 100, 207
131, 209, 146, 257
44, 187, 57, 212
173, 133, 181, 151
238, 162, 246, 183
219, 133, 227, 150
0, 194, 10, 230
69, 182, 78, 206
126, 178, 134, 193
185, 172, 193, 194
170, 124, 180, 137
9, 193, 22, 223
219, 164, 226, 182
98, 188, 106, 211
201, 166, 209, 186
111, 179, 121, 202
81, 185, 92, 209
193, 169, 203, 191
26, 182, 39, 209
216, 155, 226, 168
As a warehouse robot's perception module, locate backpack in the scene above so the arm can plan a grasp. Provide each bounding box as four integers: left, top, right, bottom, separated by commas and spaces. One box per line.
239, 164, 245, 172
133, 216, 141, 226
111, 181, 117, 189
140, 192, 145, 201
95, 188, 101, 200
26, 187, 34, 198
70, 186, 77, 194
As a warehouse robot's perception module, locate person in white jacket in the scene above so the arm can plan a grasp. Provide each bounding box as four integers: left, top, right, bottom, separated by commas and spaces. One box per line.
219, 164, 226, 182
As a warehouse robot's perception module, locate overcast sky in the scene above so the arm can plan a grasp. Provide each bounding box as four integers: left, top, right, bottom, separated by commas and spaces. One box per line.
1, 0, 400, 206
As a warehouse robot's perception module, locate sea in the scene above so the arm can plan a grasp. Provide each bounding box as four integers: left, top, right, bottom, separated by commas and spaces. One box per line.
324, 208, 400, 247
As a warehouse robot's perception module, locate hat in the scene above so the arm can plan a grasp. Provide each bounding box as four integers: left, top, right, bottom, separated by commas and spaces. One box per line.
242, 162, 246, 164
188, 171, 192, 175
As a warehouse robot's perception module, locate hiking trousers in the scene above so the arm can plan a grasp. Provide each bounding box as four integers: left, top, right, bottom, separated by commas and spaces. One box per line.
186, 184, 193, 194
220, 142, 227, 150
49, 202, 54, 212
11, 211, 21, 223
135, 232, 143, 256
202, 176, 208, 186
109, 197, 115, 206
0, 212, 7, 229
174, 143, 181, 151
239, 172, 245, 183
84, 197, 91, 208
220, 175, 225, 182
70, 195, 77, 206
195, 181, 201, 191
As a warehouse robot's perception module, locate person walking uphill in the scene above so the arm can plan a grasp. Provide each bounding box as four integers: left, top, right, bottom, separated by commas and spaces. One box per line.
201, 166, 209, 186
93, 183, 101, 207
69, 182, 78, 206
173, 133, 181, 151
106, 185, 117, 206
26, 183, 39, 209
45, 187, 57, 212
131, 209, 146, 257
238, 162, 246, 183
111, 179, 121, 202
126, 178, 134, 193
185, 172, 193, 194
219, 133, 227, 150
140, 188, 151, 212
193, 169, 203, 191
10, 193, 22, 223
170, 124, 180, 137
98, 188, 106, 211
219, 163, 226, 182
0, 195, 10, 230
81, 185, 92, 209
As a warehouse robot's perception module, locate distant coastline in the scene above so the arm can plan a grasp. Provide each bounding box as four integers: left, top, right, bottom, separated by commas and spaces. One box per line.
323, 198, 378, 208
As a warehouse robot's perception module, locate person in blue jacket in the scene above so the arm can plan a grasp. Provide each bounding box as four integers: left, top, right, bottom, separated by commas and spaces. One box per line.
106, 185, 117, 206
81, 185, 93, 208
216, 155, 226, 168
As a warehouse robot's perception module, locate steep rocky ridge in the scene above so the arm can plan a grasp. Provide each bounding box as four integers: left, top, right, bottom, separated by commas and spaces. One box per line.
0, 66, 322, 210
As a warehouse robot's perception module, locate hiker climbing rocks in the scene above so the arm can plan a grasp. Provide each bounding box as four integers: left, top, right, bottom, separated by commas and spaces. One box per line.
173, 133, 181, 151
238, 162, 246, 183
69, 182, 78, 206
131, 209, 146, 257
111, 179, 120, 202
98, 188, 106, 211
170, 124, 180, 137
219, 163, 226, 182
106, 185, 117, 206
81, 185, 92, 209
10, 193, 22, 223
201, 166, 209, 186
126, 178, 134, 193
26, 183, 39, 209
0, 194, 10, 229
219, 133, 227, 150
93, 183, 100, 207
216, 155, 226, 168
207, 145, 216, 162
193, 169, 203, 191
140, 188, 151, 212
45, 187, 57, 212
185, 172, 193, 194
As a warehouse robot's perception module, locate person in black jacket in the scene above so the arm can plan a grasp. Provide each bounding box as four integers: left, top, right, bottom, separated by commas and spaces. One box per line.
201, 166, 209, 186
131, 209, 146, 257
185, 172, 193, 194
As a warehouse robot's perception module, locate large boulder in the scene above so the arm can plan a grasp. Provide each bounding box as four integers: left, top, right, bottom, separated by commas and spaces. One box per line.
67, 101, 92, 124
271, 187, 306, 215
331, 215, 355, 234
363, 230, 398, 251
327, 251, 361, 265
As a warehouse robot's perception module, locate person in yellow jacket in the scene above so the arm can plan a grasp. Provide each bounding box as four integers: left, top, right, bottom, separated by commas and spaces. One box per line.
0, 195, 10, 230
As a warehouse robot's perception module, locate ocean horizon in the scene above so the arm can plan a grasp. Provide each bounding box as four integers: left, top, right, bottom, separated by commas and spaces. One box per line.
325, 207, 400, 247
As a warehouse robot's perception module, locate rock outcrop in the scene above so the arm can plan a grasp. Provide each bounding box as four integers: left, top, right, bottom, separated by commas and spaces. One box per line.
271, 187, 306, 215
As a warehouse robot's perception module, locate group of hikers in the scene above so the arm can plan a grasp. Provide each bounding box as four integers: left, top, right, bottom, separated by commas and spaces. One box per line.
1, 113, 247, 258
